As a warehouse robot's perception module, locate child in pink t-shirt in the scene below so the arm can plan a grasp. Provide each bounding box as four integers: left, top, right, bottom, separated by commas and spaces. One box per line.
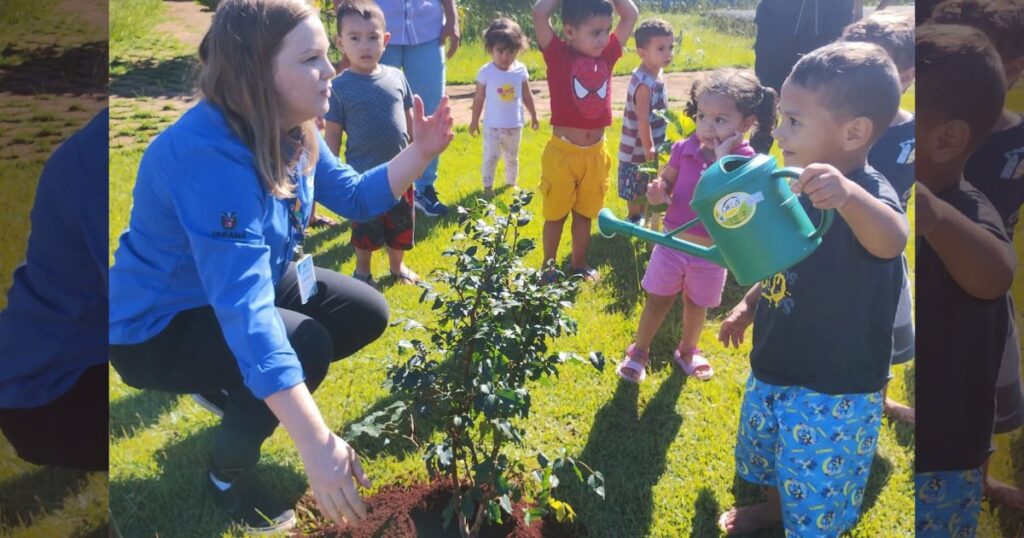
617, 68, 778, 383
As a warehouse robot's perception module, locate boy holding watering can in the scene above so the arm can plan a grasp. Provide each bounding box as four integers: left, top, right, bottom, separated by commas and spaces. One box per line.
716, 41, 908, 536
913, 23, 1015, 536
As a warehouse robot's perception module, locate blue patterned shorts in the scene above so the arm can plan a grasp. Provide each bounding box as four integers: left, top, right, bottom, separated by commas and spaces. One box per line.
916, 468, 983, 538
735, 375, 883, 537
617, 162, 651, 202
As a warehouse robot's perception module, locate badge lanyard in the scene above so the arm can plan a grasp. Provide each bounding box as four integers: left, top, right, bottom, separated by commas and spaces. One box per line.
288, 195, 306, 260
287, 174, 317, 304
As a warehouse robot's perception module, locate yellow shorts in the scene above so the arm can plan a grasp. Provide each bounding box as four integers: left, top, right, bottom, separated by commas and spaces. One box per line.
539, 136, 612, 221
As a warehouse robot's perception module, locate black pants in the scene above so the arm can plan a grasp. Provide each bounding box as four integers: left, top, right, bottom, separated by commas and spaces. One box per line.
109, 265, 389, 473
0, 363, 109, 471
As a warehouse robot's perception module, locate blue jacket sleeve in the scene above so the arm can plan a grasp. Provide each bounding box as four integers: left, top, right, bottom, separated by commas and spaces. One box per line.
312, 134, 398, 219
171, 147, 305, 399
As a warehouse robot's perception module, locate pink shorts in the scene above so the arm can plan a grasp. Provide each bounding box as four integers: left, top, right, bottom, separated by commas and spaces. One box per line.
641, 245, 729, 307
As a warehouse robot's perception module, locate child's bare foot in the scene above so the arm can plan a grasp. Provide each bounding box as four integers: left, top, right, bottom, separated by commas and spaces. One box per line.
310, 213, 337, 229
718, 502, 782, 535
883, 398, 915, 424
570, 265, 600, 282
985, 476, 1024, 510
390, 265, 420, 285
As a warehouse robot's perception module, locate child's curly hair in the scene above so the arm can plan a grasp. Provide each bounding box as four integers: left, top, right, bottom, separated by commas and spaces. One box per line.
484, 17, 529, 53
684, 68, 779, 154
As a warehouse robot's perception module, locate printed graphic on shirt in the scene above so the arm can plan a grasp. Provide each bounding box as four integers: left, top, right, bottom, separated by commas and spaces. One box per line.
896, 139, 915, 165
761, 269, 797, 313
497, 83, 517, 102
1001, 147, 1024, 180
571, 57, 610, 119
214, 211, 245, 239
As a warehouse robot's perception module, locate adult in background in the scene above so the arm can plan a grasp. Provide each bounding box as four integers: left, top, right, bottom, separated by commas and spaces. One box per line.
752, 0, 893, 92
333, 0, 460, 217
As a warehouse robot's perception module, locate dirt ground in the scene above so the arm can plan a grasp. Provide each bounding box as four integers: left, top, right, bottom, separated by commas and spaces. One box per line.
133, 0, 709, 127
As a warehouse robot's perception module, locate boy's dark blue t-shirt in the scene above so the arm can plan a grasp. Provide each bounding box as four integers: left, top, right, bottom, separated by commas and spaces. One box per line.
869, 115, 915, 210
916, 181, 1009, 472
0, 109, 108, 408
750, 166, 904, 395
964, 117, 1024, 237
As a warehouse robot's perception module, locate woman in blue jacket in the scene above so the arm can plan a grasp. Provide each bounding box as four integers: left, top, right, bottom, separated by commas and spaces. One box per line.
108, 0, 453, 533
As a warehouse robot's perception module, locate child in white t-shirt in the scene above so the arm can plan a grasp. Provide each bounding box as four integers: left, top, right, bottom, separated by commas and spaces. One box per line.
469, 17, 540, 196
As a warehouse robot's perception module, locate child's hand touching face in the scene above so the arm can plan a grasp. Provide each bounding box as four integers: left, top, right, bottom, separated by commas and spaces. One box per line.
694, 92, 755, 159
714, 131, 744, 161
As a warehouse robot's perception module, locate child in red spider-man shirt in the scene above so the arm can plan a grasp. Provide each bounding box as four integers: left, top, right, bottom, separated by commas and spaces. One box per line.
533, 0, 638, 283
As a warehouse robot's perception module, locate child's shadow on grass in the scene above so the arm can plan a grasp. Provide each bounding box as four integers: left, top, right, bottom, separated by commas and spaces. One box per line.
586, 231, 648, 316
305, 219, 354, 270
109, 427, 307, 537
690, 487, 723, 538
557, 370, 688, 538
0, 464, 95, 530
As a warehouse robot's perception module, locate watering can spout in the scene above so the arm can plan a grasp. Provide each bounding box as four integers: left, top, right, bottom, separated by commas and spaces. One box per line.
597, 209, 725, 266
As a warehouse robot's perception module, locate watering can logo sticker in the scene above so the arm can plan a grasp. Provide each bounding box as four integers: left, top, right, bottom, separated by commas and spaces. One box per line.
714, 191, 763, 229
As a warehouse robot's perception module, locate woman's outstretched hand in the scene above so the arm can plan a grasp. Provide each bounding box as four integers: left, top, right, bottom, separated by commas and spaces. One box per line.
411, 94, 455, 162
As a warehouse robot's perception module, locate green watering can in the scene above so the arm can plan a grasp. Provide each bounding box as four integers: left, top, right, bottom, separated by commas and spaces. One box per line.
598, 153, 834, 285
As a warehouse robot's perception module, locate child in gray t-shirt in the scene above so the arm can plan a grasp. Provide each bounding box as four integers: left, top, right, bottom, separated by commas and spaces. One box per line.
325, 1, 418, 288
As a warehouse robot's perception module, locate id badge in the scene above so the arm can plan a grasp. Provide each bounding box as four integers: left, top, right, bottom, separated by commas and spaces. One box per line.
295, 254, 317, 304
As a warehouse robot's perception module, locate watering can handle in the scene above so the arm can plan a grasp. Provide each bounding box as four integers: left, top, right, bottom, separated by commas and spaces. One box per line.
772, 167, 835, 241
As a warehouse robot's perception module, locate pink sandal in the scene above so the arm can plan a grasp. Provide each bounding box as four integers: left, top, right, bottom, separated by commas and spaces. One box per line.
616, 344, 649, 383
673, 346, 714, 381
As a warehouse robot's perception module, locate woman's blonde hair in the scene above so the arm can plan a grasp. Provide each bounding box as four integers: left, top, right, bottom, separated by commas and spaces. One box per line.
197, 0, 320, 199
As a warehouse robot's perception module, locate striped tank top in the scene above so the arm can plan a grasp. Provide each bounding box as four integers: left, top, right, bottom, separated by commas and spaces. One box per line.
618, 67, 668, 165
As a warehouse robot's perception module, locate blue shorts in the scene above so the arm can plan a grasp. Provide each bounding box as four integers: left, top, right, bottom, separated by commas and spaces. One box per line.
735, 375, 883, 536
916, 468, 983, 538
617, 162, 651, 202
